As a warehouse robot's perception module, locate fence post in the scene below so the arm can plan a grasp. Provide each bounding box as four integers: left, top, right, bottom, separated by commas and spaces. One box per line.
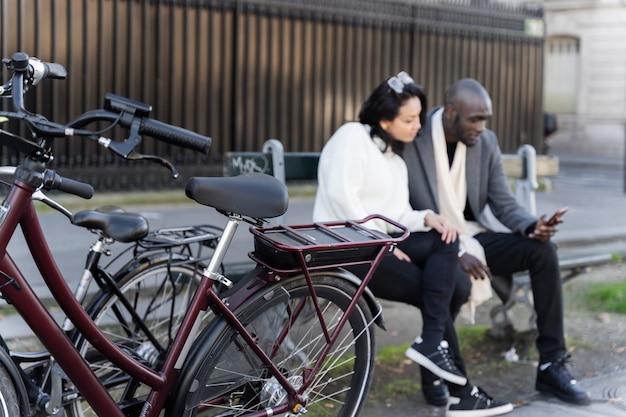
262, 139, 286, 224
515, 144, 538, 215
262, 139, 285, 184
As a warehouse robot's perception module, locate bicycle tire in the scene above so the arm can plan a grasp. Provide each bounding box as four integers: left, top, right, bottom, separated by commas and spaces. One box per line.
0, 361, 21, 417
167, 272, 376, 417
65, 259, 206, 417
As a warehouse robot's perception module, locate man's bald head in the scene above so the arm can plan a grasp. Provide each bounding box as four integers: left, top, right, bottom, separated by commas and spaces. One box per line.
444, 78, 490, 108
442, 79, 493, 147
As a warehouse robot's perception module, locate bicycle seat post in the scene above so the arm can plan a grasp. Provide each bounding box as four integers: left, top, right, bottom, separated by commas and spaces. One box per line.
202, 215, 241, 288
61, 236, 110, 332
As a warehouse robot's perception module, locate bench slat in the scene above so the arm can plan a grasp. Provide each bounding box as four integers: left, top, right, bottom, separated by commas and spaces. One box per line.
502, 154, 559, 178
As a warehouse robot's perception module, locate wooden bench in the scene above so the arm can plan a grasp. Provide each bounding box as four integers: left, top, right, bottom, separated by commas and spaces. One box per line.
223, 140, 608, 336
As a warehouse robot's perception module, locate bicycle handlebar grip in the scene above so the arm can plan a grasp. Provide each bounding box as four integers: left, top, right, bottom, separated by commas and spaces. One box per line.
139, 118, 212, 155
59, 177, 94, 199
43, 171, 94, 199
28, 57, 67, 85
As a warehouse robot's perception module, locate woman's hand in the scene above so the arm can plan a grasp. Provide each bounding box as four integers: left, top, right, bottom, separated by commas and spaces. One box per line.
392, 247, 411, 262
424, 212, 458, 244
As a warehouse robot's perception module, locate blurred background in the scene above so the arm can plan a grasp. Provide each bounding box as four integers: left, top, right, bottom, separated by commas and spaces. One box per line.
0, 0, 623, 191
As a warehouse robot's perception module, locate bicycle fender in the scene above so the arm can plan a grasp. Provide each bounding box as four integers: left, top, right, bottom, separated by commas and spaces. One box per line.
111, 251, 198, 281
221, 267, 385, 330
266, 268, 386, 330
0, 343, 31, 417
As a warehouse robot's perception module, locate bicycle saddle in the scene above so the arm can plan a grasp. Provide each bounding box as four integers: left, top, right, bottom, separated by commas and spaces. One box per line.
185, 173, 289, 219
71, 206, 150, 242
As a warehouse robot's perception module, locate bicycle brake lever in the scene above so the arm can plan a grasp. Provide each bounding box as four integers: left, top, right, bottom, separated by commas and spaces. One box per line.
125, 151, 179, 179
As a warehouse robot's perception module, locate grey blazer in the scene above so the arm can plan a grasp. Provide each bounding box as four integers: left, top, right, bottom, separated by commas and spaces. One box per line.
403, 107, 536, 235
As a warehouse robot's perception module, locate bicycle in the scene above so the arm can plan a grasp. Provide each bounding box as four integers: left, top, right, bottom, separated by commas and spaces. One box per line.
0, 182, 224, 417
0, 52, 408, 417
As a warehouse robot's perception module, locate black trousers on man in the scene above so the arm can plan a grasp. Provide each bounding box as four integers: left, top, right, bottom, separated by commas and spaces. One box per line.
474, 232, 566, 364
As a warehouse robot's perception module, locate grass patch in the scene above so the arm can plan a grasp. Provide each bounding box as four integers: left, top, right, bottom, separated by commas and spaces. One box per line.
32, 184, 316, 213
378, 378, 421, 397
457, 324, 491, 347
31, 190, 192, 213
565, 336, 594, 350
0, 305, 17, 317
584, 281, 626, 314
371, 344, 422, 400
376, 343, 408, 365
0, 298, 60, 318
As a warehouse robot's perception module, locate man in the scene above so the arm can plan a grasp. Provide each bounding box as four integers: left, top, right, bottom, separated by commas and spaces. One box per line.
403, 78, 591, 407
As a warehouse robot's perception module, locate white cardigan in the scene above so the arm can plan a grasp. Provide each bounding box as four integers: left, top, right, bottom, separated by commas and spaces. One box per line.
313, 122, 432, 234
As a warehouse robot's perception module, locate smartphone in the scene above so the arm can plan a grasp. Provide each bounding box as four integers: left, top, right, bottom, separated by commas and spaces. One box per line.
546, 207, 568, 226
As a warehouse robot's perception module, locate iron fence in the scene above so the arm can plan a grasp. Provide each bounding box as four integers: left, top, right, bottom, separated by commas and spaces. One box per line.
0, 0, 544, 190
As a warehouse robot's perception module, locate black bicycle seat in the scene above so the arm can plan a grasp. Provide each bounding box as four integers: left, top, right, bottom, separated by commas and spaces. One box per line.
71, 206, 149, 242
185, 173, 288, 219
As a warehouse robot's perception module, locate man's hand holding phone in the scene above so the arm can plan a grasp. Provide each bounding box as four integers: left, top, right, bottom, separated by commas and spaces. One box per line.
545, 207, 568, 226
530, 207, 568, 241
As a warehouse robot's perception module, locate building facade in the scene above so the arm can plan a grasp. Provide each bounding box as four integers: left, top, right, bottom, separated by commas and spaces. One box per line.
542, 0, 626, 157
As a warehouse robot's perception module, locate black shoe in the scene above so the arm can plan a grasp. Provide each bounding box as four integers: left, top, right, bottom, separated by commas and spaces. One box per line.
536, 355, 591, 405
447, 386, 514, 417
406, 338, 467, 385
421, 375, 449, 406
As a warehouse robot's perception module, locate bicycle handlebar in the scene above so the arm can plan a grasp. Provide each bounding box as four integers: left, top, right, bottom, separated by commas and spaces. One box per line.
136, 117, 211, 155
1, 52, 213, 170
100, 93, 211, 154
66, 108, 212, 156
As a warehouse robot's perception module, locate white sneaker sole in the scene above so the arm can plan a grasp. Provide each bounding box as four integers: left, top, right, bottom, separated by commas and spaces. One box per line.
447, 402, 514, 417
405, 347, 468, 386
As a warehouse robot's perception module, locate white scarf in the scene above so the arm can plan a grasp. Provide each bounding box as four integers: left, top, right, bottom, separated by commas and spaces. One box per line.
431, 108, 492, 324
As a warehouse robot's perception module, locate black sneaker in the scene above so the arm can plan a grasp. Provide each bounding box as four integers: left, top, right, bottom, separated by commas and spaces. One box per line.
406, 338, 467, 386
421, 367, 449, 406
536, 355, 591, 405
447, 386, 514, 417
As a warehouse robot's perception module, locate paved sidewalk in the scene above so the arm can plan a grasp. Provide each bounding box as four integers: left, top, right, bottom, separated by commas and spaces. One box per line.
510, 369, 626, 417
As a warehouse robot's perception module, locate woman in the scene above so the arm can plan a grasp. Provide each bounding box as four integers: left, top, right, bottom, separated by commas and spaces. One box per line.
314, 71, 464, 383
313, 72, 513, 416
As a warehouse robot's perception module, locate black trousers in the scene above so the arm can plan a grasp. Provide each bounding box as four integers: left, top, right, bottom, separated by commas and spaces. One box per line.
349, 229, 471, 376
475, 232, 566, 364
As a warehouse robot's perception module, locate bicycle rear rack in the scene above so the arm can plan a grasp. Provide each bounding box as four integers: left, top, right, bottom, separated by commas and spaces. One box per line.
249, 214, 408, 274
137, 224, 222, 250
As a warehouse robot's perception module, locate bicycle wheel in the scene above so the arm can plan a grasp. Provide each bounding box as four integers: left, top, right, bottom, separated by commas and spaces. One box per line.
167, 272, 376, 417
0, 361, 21, 417
66, 260, 206, 417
